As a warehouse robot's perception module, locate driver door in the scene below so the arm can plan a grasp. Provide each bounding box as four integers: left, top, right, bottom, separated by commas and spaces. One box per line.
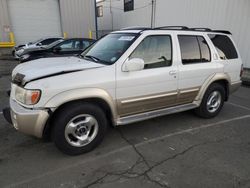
116, 34, 178, 117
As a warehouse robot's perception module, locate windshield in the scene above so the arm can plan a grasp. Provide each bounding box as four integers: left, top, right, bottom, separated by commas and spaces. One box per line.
81, 33, 138, 65
27, 38, 43, 45
44, 39, 64, 49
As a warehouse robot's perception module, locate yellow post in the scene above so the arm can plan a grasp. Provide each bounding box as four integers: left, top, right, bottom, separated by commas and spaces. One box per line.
0, 32, 15, 47
63, 32, 68, 39
9, 32, 15, 43
89, 30, 92, 39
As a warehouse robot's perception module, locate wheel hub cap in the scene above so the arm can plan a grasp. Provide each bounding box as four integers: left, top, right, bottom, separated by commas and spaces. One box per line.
65, 114, 99, 147
206, 91, 222, 113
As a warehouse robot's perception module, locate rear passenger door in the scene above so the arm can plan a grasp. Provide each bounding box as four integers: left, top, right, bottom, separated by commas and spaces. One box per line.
177, 35, 218, 104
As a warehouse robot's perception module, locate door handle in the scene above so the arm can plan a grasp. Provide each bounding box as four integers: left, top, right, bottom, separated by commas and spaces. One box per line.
169, 70, 177, 75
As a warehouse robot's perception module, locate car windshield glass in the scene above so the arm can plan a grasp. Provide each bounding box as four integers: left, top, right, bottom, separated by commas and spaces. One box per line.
81, 33, 138, 65
28, 38, 43, 45
44, 39, 64, 49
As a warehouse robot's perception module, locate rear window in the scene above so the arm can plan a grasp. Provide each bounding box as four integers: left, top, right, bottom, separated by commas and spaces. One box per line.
208, 34, 238, 60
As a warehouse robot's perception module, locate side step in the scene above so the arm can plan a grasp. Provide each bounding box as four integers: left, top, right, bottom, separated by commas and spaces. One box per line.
116, 103, 198, 125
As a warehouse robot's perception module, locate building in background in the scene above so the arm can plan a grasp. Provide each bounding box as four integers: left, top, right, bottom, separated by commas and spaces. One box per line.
97, 0, 250, 69
0, 0, 97, 54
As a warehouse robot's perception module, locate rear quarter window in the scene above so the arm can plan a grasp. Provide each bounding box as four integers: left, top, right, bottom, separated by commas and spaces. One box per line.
208, 34, 238, 60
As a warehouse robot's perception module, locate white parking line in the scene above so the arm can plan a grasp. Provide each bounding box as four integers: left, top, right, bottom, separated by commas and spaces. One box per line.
227, 102, 250, 111
6, 114, 250, 187
137, 114, 250, 146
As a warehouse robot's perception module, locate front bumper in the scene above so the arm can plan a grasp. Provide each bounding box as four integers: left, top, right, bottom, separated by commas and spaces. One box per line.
13, 49, 21, 59
7, 99, 49, 138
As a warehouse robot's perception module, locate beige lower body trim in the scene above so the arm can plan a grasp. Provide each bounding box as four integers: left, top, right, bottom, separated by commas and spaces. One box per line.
117, 87, 200, 117
117, 103, 198, 125
229, 81, 241, 94
118, 91, 177, 117
177, 88, 200, 104
9, 99, 49, 138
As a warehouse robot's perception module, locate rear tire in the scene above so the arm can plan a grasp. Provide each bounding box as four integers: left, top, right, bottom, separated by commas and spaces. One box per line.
195, 83, 225, 118
52, 102, 107, 155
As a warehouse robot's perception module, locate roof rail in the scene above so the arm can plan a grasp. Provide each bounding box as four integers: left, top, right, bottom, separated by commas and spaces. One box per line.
119, 26, 232, 35
120, 27, 151, 31
191, 28, 212, 31
154, 26, 189, 30
212, 30, 232, 35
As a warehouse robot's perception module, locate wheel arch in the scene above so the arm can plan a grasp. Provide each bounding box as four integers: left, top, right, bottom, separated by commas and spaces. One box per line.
195, 73, 231, 105
42, 88, 117, 139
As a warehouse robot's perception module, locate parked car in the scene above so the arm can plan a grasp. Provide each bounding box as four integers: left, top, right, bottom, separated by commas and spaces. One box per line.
3, 26, 242, 155
19, 38, 95, 62
12, 37, 62, 59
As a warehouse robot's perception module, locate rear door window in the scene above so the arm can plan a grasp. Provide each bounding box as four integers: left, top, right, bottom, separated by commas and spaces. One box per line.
41, 38, 58, 45
57, 40, 75, 51
82, 41, 91, 49
178, 35, 211, 64
208, 34, 238, 60
197, 36, 211, 62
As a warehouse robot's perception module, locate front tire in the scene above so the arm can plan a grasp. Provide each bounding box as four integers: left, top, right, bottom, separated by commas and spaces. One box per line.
52, 102, 107, 155
195, 83, 225, 118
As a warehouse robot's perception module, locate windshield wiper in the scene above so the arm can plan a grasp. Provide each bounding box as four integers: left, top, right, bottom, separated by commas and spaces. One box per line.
80, 54, 109, 65
77, 54, 84, 58
84, 55, 101, 62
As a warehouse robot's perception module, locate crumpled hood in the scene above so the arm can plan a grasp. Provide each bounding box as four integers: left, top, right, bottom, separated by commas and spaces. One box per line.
12, 56, 105, 85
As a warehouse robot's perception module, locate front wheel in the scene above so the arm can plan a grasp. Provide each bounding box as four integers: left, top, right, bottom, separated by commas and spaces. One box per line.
195, 83, 225, 118
52, 103, 107, 155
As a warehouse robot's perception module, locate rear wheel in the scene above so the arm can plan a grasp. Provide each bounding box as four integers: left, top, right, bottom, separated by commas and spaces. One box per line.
195, 83, 225, 118
52, 103, 107, 155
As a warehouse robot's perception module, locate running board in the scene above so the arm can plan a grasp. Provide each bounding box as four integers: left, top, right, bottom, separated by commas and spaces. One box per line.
116, 103, 198, 125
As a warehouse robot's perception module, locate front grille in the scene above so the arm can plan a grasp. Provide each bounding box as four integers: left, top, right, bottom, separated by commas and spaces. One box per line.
13, 73, 25, 86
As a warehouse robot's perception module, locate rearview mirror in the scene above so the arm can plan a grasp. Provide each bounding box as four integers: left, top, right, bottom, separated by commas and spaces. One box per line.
37, 42, 42, 46
122, 58, 144, 72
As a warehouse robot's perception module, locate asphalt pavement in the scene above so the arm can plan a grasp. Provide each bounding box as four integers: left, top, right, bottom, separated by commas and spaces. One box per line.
0, 60, 250, 188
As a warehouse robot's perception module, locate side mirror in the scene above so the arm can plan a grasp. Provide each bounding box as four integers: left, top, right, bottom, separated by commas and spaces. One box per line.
122, 58, 144, 72
53, 46, 62, 52
37, 42, 42, 46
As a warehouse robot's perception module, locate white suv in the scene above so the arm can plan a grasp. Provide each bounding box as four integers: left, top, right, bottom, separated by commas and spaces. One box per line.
3, 26, 242, 155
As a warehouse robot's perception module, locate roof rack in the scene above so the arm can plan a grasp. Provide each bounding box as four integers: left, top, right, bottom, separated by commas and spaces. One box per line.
155, 26, 189, 30
119, 26, 232, 35
120, 27, 151, 31
191, 28, 212, 31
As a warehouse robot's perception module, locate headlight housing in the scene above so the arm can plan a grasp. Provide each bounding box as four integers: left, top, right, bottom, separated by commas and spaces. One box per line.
15, 86, 41, 105
21, 54, 30, 60
16, 48, 25, 55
